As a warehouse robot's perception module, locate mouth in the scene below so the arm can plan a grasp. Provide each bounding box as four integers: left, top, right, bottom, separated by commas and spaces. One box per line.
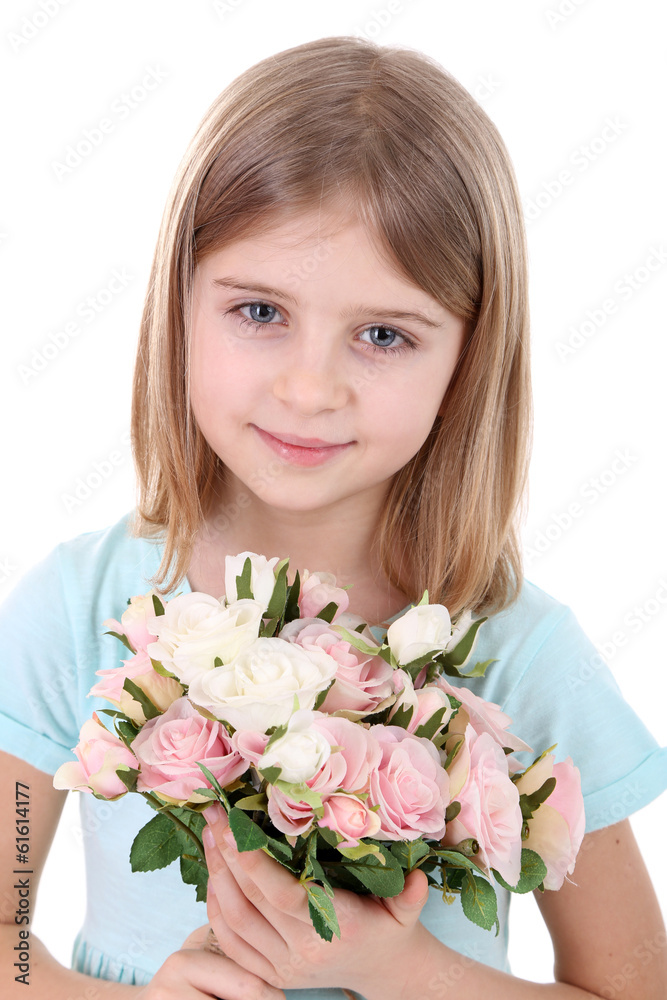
251, 425, 355, 467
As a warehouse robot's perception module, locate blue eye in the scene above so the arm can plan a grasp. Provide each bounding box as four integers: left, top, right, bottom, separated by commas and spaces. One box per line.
236, 302, 283, 326
361, 323, 415, 354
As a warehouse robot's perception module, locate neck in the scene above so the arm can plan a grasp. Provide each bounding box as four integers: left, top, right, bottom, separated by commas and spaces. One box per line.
191, 474, 409, 622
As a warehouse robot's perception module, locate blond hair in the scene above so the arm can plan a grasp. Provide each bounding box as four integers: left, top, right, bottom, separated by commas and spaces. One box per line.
130, 35, 532, 617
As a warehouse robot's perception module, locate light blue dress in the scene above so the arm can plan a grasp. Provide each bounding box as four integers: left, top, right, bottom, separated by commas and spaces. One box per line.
1, 509, 666, 998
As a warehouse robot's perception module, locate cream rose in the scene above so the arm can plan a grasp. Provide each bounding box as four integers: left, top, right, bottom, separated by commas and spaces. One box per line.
187, 637, 339, 733
224, 551, 280, 611
386, 603, 452, 665
258, 709, 331, 784
146, 592, 264, 685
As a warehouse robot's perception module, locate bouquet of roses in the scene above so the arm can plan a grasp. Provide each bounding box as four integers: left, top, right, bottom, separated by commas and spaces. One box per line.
54, 552, 585, 941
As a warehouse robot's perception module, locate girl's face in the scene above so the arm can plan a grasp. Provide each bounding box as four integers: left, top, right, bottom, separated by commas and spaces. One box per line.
190, 207, 466, 517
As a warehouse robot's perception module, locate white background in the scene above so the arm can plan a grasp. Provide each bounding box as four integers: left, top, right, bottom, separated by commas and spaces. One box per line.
1, 0, 666, 988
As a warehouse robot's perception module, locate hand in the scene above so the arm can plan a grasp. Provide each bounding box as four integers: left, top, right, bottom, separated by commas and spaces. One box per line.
202, 804, 436, 998
136, 921, 286, 1000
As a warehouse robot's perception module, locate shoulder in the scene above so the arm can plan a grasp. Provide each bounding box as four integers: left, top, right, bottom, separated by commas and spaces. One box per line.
465, 576, 587, 709
1, 509, 164, 630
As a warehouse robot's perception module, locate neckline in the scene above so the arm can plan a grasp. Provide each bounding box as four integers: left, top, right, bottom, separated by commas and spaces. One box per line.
143, 529, 412, 632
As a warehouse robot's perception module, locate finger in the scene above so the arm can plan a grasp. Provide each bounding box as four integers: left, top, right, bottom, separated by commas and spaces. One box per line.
380, 868, 430, 927
217, 823, 310, 923
161, 947, 286, 1000
204, 824, 288, 976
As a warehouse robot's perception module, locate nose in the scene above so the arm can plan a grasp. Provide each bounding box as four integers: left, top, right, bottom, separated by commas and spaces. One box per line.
272, 334, 351, 416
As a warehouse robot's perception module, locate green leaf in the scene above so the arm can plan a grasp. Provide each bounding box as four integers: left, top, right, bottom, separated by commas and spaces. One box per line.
315, 601, 339, 624
388, 703, 414, 730
228, 807, 269, 852
259, 615, 281, 638
442, 657, 496, 679
313, 680, 334, 711
265, 560, 290, 619
305, 882, 340, 942
445, 867, 466, 892
115, 766, 139, 793
440, 616, 487, 669
337, 841, 383, 861
414, 704, 451, 741
190, 787, 218, 800
103, 629, 135, 653
283, 569, 301, 625
258, 765, 282, 785
196, 762, 231, 808
431, 849, 485, 873
234, 793, 268, 812
460, 872, 498, 930
519, 777, 557, 821
151, 659, 178, 679
333, 626, 383, 658
129, 813, 184, 872
152, 594, 165, 617
235, 557, 254, 600
116, 719, 140, 746
342, 845, 405, 897
180, 852, 209, 904
264, 835, 294, 861
390, 839, 431, 869
122, 678, 162, 720
264, 722, 289, 753
492, 849, 547, 894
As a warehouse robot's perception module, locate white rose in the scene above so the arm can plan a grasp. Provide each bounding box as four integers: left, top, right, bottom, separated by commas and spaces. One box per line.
259, 709, 331, 784
386, 603, 452, 665
225, 551, 280, 611
146, 592, 264, 686
187, 637, 338, 733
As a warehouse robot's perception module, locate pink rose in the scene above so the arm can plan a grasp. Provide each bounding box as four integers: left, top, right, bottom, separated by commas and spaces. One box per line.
389, 670, 454, 735
441, 726, 523, 886
514, 754, 585, 890
53, 713, 137, 799
320, 793, 382, 849
299, 571, 349, 621
309, 715, 382, 796
367, 725, 450, 840
103, 591, 161, 654
437, 678, 532, 753
267, 786, 317, 838
281, 619, 393, 717
133, 697, 247, 805
263, 715, 382, 839
89, 649, 184, 725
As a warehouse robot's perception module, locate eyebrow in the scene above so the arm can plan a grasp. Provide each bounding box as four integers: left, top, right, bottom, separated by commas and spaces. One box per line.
210, 277, 443, 329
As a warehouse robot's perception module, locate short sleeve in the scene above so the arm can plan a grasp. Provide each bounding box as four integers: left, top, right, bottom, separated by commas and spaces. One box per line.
0, 544, 81, 774
500, 606, 667, 833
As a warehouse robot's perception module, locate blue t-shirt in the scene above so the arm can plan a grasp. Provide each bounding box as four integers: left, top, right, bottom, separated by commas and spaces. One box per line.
1, 509, 666, 997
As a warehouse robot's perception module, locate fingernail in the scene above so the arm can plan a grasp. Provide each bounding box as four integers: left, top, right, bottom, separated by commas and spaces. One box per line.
206, 804, 229, 829
203, 826, 216, 851
222, 826, 236, 849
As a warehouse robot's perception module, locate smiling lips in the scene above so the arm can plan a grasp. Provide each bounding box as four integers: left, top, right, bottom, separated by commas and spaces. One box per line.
252, 425, 354, 467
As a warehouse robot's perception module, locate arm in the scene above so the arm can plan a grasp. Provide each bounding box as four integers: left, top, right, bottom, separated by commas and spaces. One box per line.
0, 751, 284, 1000
204, 809, 666, 999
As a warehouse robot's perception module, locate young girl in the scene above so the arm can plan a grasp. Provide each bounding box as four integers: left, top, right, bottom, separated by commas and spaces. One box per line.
1, 34, 666, 1000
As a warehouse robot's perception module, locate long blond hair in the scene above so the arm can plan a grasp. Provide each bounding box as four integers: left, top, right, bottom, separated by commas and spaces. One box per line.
130, 35, 532, 617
